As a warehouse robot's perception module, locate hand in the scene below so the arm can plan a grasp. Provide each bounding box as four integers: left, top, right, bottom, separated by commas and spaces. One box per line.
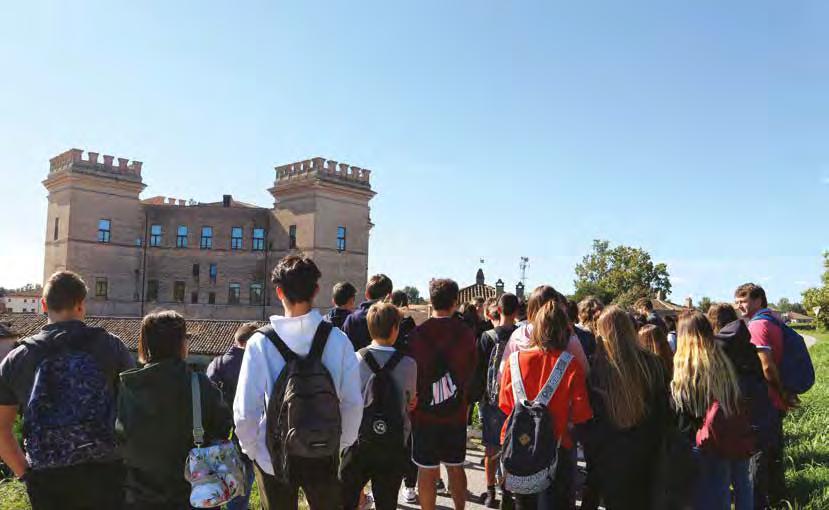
407, 395, 418, 412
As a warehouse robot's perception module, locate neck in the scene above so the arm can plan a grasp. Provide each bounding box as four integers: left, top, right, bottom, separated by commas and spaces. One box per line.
498, 315, 517, 327
47, 313, 82, 324
283, 301, 313, 317
433, 309, 453, 318
371, 339, 394, 347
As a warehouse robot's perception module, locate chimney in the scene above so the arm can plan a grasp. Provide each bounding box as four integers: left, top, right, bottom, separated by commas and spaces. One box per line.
685, 297, 693, 309
117, 158, 129, 172
88, 152, 99, 164
103, 155, 114, 168
222, 195, 232, 208
495, 279, 505, 297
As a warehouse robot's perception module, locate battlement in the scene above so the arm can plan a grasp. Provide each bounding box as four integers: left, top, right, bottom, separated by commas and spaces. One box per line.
274, 157, 371, 188
49, 148, 143, 179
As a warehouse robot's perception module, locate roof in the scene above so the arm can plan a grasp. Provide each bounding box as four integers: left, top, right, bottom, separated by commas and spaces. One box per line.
141, 196, 263, 209
5, 290, 41, 298
0, 313, 266, 357
785, 311, 814, 322
651, 298, 686, 312
458, 283, 496, 305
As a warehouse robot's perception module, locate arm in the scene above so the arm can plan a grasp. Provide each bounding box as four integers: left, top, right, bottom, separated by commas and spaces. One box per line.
757, 350, 787, 406
0, 405, 26, 478
202, 375, 232, 442
338, 347, 364, 451
233, 339, 269, 459
114, 335, 136, 371
205, 358, 221, 387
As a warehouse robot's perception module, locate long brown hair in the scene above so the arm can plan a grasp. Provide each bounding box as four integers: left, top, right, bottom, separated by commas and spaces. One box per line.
593, 306, 664, 429
671, 311, 741, 418
527, 285, 563, 322
638, 324, 674, 373
530, 301, 570, 351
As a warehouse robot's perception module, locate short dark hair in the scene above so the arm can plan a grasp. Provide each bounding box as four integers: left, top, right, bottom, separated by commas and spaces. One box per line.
234, 322, 260, 345
498, 293, 519, 317
391, 290, 409, 307
366, 274, 393, 300
634, 297, 654, 312
332, 282, 357, 307
430, 278, 459, 311
735, 283, 768, 308
367, 302, 401, 341
566, 300, 579, 323
43, 271, 87, 312
138, 310, 187, 364
707, 303, 740, 334
271, 255, 321, 304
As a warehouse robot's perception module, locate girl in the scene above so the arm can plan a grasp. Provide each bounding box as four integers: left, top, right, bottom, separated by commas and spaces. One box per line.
637, 324, 674, 375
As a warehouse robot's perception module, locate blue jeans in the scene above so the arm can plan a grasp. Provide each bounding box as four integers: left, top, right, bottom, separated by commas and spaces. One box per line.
693, 449, 753, 510
227, 458, 255, 510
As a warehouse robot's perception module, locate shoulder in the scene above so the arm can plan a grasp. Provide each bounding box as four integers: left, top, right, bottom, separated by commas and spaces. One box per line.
325, 326, 355, 353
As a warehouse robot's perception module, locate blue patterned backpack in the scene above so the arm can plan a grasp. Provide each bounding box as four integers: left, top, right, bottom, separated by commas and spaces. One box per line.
22, 329, 117, 469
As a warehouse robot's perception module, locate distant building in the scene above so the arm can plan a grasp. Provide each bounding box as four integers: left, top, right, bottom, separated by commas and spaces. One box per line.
43, 149, 376, 319
458, 269, 508, 305
3, 290, 43, 314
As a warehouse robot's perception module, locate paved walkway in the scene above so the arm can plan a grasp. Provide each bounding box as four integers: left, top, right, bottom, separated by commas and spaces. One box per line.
805, 334, 817, 348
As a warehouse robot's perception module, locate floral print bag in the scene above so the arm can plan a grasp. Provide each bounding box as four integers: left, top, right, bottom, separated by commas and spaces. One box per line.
184, 373, 246, 508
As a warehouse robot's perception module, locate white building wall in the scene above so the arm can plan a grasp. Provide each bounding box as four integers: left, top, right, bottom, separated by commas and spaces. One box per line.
4, 296, 43, 314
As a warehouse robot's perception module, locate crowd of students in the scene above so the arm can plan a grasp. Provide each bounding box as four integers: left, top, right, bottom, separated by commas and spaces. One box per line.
0, 254, 812, 510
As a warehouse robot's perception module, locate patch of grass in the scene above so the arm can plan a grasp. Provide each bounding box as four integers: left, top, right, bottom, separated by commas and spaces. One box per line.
780, 330, 829, 509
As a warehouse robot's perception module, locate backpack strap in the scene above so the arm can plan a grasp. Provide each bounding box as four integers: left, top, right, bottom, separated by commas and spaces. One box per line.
535, 351, 573, 407
509, 351, 528, 404
190, 372, 204, 447
308, 320, 334, 361
258, 325, 298, 363
364, 349, 404, 375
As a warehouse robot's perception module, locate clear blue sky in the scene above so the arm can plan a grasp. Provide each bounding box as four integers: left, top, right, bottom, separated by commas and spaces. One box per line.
1, 1, 826, 304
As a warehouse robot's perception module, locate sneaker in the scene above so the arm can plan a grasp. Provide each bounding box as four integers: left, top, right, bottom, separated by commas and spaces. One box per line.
435, 478, 446, 492
360, 491, 375, 510
403, 486, 417, 503
481, 490, 498, 509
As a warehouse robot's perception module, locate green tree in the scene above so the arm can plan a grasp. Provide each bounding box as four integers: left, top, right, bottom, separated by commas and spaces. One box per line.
573, 240, 671, 306
697, 296, 713, 314
402, 285, 423, 305
802, 251, 829, 329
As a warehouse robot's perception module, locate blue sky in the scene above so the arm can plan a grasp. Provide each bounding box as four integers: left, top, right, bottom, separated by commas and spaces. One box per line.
0, 1, 826, 304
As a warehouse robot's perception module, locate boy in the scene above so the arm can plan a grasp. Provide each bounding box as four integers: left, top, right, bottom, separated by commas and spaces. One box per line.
0, 271, 135, 509
341, 302, 417, 510
409, 279, 477, 510
234, 255, 363, 510
325, 281, 357, 330
343, 274, 393, 351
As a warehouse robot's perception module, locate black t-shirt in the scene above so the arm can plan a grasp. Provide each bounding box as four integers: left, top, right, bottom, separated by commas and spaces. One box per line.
0, 320, 135, 415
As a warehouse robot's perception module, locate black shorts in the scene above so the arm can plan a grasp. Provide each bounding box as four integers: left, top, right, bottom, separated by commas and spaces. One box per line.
412, 422, 467, 469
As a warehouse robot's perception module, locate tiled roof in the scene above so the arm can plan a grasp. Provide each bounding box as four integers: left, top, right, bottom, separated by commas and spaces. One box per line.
5, 291, 41, 298
0, 313, 266, 356
458, 283, 496, 305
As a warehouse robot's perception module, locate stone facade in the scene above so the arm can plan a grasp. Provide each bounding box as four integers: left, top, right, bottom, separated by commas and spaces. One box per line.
43, 150, 375, 319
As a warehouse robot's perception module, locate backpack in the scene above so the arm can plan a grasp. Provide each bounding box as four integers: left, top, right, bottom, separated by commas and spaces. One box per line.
696, 400, 756, 460
259, 321, 341, 482
501, 350, 572, 495
750, 311, 815, 394
485, 330, 509, 404
421, 333, 464, 417
22, 329, 117, 470
358, 350, 405, 450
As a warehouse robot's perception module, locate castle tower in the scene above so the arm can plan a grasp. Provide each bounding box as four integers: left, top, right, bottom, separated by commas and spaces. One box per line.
269, 158, 376, 308
43, 149, 146, 316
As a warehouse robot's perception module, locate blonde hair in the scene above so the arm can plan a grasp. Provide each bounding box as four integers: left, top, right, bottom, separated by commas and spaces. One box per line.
367, 302, 401, 342
530, 301, 570, 351
671, 311, 741, 418
594, 306, 664, 429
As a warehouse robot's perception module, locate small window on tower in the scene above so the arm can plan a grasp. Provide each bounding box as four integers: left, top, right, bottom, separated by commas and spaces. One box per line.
289, 225, 297, 249
176, 226, 188, 248
147, 280, 159, 301
95, 278, 108, 299
200, 226, 213, 250
337, 226, 347, 252
252, 228, 265, 251
208, 292, 216, 305
150, 224, 162, 247
209, 263, 217, 284
98, 219, 111, 243
191, 291, 198, 304
53, 217, 59, 241
228, 283, 241, 304
173, 281, 186, 303
250, 283, 263, 305
231, 227, 243, 250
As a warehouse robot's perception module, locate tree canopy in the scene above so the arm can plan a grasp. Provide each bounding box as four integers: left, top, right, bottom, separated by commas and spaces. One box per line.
402, 285, 424, 305
573, 240, 671, 307
697, 296, 713, 314
802, 251, 829, 329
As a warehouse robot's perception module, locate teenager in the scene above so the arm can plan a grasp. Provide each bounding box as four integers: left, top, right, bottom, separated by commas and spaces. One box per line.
391, 290, 417, 353
0, 271, 134, 510
234, 255, 363, 510
341, 302, 417, 510
206, 322, 260, 510
637, 324, 674, 375
117, 311, 232, 510
498, 301, 593, 509
477, 293, 519, 508
664, 315, 678, 353
568, 299, 596, 360
634, 298, 668, 334
325, 282, 357, 330
583, 306, 670, 510
734, 283, 789, 507
409, 278, 478, 510
671, 311, 744, 510
343, 274, 394, 351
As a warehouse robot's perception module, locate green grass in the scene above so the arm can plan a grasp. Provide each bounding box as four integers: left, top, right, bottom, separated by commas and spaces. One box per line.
780, 329, 829, 509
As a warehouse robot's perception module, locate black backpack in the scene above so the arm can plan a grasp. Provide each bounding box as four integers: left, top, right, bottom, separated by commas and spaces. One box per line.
358, 350, 405, 450
501, 351, 572, 495
259, 321, 341, 482
485, 330, 509, 404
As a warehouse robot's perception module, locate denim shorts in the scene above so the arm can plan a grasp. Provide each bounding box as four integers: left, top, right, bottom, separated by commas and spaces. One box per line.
479, 401, 507, 448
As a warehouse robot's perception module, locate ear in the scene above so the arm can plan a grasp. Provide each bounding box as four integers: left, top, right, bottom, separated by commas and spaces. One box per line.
276, 286, 286, 301
40, 297, 48, 314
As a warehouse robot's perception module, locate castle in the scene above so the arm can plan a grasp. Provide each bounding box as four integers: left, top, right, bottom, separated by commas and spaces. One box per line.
42, 149, 376, 320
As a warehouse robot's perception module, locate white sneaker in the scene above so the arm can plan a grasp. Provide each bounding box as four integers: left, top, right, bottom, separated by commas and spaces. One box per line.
403, 486, 417, 503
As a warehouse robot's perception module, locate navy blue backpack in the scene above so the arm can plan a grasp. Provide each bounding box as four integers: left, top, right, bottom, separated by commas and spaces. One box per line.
22, 329, 117, 470
750, 310, 815, 395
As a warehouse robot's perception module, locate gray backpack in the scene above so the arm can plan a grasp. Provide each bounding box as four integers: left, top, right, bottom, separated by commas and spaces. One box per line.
259, 321, 341, 482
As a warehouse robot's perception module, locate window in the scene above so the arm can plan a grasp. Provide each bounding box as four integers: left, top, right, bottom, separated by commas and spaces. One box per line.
176, 225, 188, 248
289, 225, 297, 249
191, 291, 199, 304
98, 219, 111, 243
252, 228, 265, 251
173, 281, 186, 303
192, 264, 200, 278
228, 283, 241, 304
150, 224, 162, 246
250, 283, 263, 305
147, 280, 158, 301
337, 226, 347, 252
53, 217, 59, 241
209, 263, 217, 284
200, 226, 213, 249
95, 278, 108, 299
208, 292, 216, 305
231, 227, 243, 250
